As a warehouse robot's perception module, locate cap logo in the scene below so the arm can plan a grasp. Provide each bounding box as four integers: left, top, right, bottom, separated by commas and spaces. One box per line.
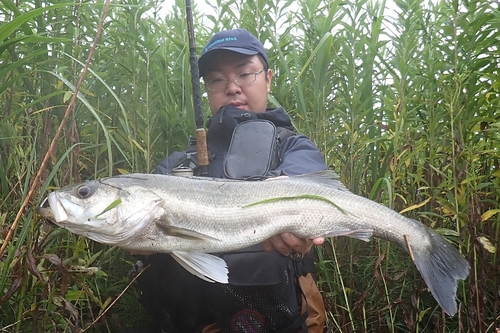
203, 37, 238, 54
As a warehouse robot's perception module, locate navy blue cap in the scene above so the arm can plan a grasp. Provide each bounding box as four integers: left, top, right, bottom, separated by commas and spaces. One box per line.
198, 29, 268, 76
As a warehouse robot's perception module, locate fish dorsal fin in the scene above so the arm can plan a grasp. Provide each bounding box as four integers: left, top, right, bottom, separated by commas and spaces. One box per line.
171, 251, 228, 283
155, 219, 220, 241
290, 171, 349, 191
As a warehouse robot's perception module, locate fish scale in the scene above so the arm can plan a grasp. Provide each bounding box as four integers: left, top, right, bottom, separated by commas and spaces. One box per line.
38, 171, 469, 315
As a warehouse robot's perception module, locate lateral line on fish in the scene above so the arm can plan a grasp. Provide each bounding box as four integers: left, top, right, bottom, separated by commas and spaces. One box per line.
243, 194, 354, 216
404, 234, 415, 262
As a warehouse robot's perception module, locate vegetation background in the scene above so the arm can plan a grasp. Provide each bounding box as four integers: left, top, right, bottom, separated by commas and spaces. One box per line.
0, 0, 498, 332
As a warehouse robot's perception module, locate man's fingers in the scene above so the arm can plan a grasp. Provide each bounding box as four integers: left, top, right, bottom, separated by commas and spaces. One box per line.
272, 234, 294, 255
280, 232, 310, 253
262, 234, 325, 255
312, 237, 325, 245
262, 234, 294, 255
261, 238, 275, 252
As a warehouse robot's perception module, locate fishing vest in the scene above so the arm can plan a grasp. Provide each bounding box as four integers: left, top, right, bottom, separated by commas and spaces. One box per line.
136, 107, 316, 333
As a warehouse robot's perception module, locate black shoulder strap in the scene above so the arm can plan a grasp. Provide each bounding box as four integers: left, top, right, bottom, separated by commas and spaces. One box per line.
276, 126, 296, 142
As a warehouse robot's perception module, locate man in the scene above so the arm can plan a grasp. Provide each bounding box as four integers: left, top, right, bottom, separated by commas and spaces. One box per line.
134, 29, 327, 333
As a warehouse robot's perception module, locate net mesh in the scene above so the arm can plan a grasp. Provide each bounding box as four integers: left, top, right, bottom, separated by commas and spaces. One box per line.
216, 268, 298, 333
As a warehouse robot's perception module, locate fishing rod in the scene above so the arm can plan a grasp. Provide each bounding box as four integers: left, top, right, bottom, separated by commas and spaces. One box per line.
185, 0, 209, 176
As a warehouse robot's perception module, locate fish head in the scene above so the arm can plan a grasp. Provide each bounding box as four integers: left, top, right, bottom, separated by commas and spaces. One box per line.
38, 178, 163, 245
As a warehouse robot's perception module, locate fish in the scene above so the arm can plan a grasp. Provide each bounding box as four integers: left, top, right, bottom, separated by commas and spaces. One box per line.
37, 171, 470, 315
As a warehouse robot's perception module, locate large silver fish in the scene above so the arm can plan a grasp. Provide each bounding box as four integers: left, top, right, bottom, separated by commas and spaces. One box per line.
38, 171, 469, 315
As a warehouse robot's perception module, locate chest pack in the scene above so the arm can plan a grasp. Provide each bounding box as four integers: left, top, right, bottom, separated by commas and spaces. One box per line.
224, 120, 290, 179
172, 119, 296, 178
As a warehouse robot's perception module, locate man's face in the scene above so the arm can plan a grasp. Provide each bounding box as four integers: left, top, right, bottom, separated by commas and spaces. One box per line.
202, 50, 273, 114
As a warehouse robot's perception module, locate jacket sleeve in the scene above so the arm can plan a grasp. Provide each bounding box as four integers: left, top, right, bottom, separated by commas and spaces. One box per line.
270, 135, 327, 176
154, 151, 186, 175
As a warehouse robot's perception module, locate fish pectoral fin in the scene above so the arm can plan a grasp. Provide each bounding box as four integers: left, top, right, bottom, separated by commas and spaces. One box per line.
155, 220, 220, 241
321, 229, 373, 242
171, 251, 228, 284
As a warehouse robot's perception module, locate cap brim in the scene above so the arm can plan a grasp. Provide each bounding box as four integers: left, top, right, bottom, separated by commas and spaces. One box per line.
199, 47, 259, 76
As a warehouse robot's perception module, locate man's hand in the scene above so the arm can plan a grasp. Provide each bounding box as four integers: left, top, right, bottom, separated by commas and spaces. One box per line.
262, 233, 325, 256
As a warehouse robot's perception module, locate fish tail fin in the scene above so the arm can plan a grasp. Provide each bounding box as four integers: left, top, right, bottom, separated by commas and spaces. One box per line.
411, 229, 470, 315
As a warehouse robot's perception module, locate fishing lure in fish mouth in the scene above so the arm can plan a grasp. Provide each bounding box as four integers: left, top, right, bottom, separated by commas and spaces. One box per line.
38, 171, 470, 315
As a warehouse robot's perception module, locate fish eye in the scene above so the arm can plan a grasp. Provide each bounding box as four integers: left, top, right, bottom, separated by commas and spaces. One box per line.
76, 185, 93, 198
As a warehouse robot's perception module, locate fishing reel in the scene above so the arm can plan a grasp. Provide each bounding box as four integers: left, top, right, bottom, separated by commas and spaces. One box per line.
171, 136, 201, 177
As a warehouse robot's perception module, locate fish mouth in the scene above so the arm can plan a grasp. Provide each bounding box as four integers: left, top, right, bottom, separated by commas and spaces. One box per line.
37, 196, 60, 227
37, 193, 70, 223
38, 196, 55, 219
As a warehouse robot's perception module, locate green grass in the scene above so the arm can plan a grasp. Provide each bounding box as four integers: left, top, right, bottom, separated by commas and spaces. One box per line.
1, 0, 499, 331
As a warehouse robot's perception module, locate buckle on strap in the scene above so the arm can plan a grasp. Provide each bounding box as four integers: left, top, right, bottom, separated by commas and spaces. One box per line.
290, 252, 314, 277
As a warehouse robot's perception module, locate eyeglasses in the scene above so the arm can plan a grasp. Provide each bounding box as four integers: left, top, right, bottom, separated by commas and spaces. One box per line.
204, 70, 265, 92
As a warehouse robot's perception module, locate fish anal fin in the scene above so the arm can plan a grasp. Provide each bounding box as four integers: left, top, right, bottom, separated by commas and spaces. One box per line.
171, 251, 228, 283
320, 229, 373, 242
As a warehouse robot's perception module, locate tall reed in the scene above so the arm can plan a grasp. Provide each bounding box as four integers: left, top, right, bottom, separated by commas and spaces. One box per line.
0, 0, 498, 331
